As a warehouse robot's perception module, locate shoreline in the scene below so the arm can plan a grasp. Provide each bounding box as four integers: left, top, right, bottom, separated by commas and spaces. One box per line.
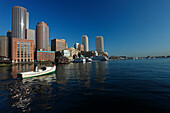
0, 61, 54, 67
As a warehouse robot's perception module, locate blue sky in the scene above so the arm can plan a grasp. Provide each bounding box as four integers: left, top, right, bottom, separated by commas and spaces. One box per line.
0, 0, 170, 57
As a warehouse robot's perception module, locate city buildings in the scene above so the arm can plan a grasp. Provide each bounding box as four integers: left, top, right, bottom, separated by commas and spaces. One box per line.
12, 6, 29, 39
78, 44, 84, 51
81, 35, 89, 51
62, 50, 70, 57
61, 47, 79, 60
0, 36, 8, 57
74, 43, 79, 50
12, 38, 35, 62
96, 36, 104, 53
26, 29, 35, 42
11, 6, 37, 63
51, 39, 66, 51
36, 22, 49, 51
0, 5, 109, 63
36, 50, 55, 61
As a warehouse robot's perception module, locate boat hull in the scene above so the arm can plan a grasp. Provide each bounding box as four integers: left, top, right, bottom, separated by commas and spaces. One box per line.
22, 70, 55, 79
18, 66, 56, 79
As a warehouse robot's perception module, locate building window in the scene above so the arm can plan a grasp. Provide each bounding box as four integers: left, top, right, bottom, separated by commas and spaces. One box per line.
24, 42, 27, 57
21, 42, 23, 58
28, 42, 30, 57
17, 42, 20, 58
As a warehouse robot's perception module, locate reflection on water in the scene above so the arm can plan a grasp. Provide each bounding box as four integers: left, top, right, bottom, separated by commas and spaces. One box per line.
95, 61, 106, 83
8, 74, 56, 112
0, 62, 107, 112
1, 60, 170, 113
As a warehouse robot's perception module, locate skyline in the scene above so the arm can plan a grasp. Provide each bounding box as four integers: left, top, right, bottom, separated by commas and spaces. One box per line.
1, 0, 170, 56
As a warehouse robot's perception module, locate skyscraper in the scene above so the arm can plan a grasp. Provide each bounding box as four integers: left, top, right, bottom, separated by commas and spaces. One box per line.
96, 36, 104, 52
81, 35, 89, 51
26, 29, 35, 42
7, 31, 12, 58
36, 22, 49, 51
51, 39, 66, 51
0, 36, 8, 57
12, 6, 29, 39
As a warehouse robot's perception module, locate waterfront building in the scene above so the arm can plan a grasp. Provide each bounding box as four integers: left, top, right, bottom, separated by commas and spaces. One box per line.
68, 47, 76, 58
51, 39, 66, 51
0, 36, 8, 57
12, 38, 35, 62
62, 50, 70, 57
74, 43, 79, 50
25, 29, 35, 42
81, 35, 89, 51
12, 6, 29, 39
78, 44, 84, 51
96, 36, 104, 52
61, 47, 79, 60
36, 22, 49, 51
36, 51, 55, 61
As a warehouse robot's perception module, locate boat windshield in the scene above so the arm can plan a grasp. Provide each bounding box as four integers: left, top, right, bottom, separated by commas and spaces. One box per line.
41, 67, 47, 71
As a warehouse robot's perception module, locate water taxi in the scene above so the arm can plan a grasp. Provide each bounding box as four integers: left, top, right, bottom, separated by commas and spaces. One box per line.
17, 65, 56, 79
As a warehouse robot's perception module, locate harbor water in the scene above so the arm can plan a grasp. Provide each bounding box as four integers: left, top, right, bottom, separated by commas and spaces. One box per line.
0, 59, 170, 113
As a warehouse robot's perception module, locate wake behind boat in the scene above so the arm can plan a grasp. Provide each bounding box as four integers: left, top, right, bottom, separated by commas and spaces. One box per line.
17, 65, 56, 79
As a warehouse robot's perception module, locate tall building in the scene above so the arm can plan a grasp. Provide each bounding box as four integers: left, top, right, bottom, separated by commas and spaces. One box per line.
12, 6, 29, 39
0, 36, 8, 57
51, 39, 66, 51
36, 22, 49, 51
96, 36, 104, 52
26, 29, 35, 42
7, 31, 12, 58
12, 38, 35, 62
81, 35, 89, 51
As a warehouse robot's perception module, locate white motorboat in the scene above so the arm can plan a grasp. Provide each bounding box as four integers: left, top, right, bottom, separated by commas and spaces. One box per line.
17, 65, 56, 79
91, 55, 108, 61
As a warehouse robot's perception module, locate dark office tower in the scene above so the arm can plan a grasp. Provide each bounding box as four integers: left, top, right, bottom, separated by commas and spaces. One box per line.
12, 6, 29, 39
7, 31, 12, 59
36, 22, 49, 51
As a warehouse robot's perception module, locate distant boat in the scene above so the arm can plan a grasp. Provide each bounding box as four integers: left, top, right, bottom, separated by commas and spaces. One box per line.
73, 57, 86, 63
17, 65, 56, 79
86, 57, 93, 62
91, 55, 108, 61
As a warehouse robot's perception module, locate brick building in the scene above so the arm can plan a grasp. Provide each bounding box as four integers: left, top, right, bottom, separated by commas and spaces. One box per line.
51, 39, 66, 51
12, 38, 35, 62
36, 51, 55, 61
